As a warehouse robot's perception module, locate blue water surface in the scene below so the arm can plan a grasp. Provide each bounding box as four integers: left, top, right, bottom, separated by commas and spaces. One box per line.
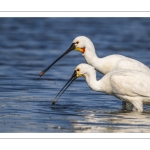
0, 18, 150, 132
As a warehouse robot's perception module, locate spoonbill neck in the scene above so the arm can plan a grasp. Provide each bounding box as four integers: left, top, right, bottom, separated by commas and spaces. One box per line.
83, 46, 99, 67
85, 69, 102, 92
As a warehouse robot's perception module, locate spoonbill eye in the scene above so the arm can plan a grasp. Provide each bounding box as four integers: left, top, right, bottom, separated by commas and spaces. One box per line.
76, 68, 80, 71
76, 41, 79, 44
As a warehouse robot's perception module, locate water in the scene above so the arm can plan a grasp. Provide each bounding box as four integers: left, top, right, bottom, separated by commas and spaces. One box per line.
1, 18, 150, 132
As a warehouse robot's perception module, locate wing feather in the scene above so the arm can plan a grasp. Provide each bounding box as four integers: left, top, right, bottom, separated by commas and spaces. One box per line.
110, 71, 150, 97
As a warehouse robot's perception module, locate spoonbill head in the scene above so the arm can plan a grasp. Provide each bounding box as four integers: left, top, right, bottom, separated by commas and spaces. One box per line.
39, 36, 94, 77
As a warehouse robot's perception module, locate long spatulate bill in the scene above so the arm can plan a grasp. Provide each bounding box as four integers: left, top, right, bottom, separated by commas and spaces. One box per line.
51, 70, 77, 106
40, 43, 75, 77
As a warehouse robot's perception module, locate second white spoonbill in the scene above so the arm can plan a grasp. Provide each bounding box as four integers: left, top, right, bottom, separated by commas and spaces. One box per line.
52, 63, 150, 112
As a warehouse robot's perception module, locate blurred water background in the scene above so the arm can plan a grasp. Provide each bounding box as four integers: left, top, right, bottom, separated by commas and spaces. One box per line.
1, 18, 150, 132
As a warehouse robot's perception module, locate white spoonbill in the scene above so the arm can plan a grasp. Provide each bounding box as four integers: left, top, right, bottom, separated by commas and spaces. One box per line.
39, 36, 150, 76
52, 63, 150, 112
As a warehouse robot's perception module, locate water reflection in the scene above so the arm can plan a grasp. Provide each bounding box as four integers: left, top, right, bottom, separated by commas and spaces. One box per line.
72, 110, 150, 133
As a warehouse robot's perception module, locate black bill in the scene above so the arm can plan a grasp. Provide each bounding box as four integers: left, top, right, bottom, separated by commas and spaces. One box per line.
39, 43, 75, 77
51, 70, 77, 106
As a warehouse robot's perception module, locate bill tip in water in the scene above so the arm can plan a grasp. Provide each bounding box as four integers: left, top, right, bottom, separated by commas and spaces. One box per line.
39, 72, 44, 77
51, 101, 56, 106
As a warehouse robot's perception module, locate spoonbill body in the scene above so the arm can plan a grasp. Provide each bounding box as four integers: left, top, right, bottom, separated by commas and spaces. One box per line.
40, 36, 150, 76
52, 63, 150, 112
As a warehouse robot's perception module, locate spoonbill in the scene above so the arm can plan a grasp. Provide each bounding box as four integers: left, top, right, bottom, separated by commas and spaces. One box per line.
39, 36, 150, 76
52, 63, 150, 112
